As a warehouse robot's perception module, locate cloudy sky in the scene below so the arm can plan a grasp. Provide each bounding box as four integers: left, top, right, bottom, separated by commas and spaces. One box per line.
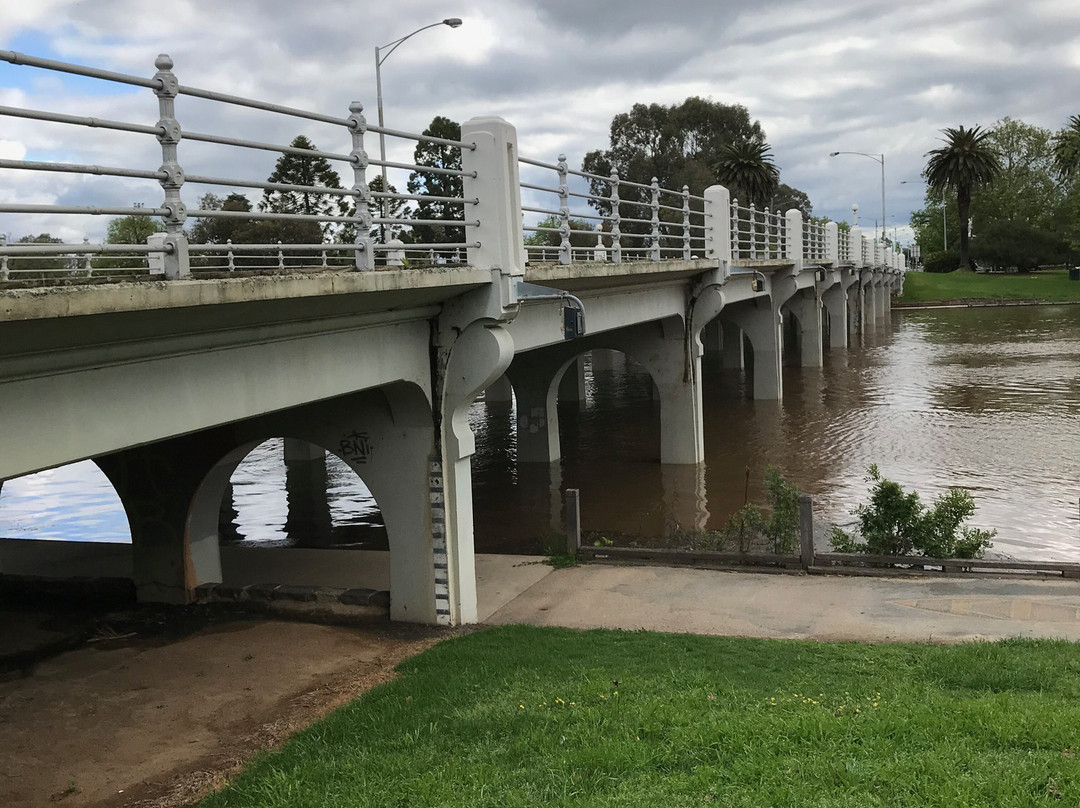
2, 0, 1079, 245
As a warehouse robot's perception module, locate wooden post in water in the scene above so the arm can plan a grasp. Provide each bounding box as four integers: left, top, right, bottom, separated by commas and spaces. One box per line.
565, 488, 581, 556
799, 493, 815, 570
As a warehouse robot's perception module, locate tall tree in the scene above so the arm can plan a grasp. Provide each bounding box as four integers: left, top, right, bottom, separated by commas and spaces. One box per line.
715, 140, 780, 207
188, 192, 254, 244
407, 116, 464, 245
969, 118, 1059, 231
1052, 115, 1080, 180
364, 176, 411, 242
259, 135, 347, 240
770, 184, 813, 218
97, 212, 165, 270
7, 233, 71, 275
924, 125, 1002, 270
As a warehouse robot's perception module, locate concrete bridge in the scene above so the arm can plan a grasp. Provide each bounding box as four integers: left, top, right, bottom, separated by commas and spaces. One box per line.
0, 51, 905, 625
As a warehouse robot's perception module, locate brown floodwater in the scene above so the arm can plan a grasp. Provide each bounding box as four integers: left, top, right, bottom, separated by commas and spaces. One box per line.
470, 304, 1080, 561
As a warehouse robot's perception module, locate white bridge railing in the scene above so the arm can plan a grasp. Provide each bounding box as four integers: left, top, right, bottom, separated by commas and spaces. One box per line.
0, 50, 906, 283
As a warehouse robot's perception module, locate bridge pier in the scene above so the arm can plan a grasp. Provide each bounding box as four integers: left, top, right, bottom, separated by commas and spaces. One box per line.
721, 300, 783, 400
283, 439, 333, 547
484, 373, 514, 404
721, 321, 745, 369
861, 275, 878, 331
821, 281, 848, 350
785, 288, 824, 367
505, 351, 574, 464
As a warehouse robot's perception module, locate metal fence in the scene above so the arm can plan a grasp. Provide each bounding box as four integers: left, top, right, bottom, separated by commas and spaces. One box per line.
1, 48, 901, 282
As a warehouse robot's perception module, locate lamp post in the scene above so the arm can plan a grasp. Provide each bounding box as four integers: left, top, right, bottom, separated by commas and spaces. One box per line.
830, 151, 885, 246
375, 17, 462, 242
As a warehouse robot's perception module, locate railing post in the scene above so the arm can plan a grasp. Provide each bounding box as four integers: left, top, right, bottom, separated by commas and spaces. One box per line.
608, 170, 621, 263
593, 225, 606, 262
825, 221, 839, 265
151, 54, 189, 279
226, 239, 235, 271
703, 184, 731, 281
799, 493, 815, 570
0, 235, 7, 280
557, 153, 571, 265
650, 176, 661, 262
749, 202, 758, 259
347, 101, 374, 271
682, 185, 691, 260
277, 240, 284, 270
460, 116, 525, 274
82, 237, 92, 276
786, 209, 803, 263
730, 197, 740, 260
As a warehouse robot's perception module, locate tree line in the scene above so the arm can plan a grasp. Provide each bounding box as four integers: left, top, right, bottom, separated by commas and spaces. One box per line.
915, 116, 1080, 272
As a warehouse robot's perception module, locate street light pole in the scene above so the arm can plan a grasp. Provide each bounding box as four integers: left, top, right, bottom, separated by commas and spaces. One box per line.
375, 17, 462, 243
830, 151, 885, 245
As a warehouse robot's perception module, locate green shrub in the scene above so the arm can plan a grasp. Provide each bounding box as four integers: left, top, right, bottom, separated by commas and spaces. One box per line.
763, 466, 800, 554
922, 249, 960, 273
832, 465, 994, 559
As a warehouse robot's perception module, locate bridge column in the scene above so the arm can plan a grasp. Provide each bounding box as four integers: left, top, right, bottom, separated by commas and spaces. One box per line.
505, 352, 569, 464
785, 289, 824, 367
722, 301, 783, 400
821, 282, 848, 349
97, 435, 228, 604
439, 322, 515, 624
484, 373, 514, 404
875, 276, 889, 321
721, 321, 744, 369
283, 439, 332, 547
559, 355, 587, 405
617, 316, 704, 463
861, 275, 877, 330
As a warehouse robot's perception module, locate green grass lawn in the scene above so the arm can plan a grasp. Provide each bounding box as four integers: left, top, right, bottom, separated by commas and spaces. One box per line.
200, 626, 1080, 807
898, 268, 1080, 304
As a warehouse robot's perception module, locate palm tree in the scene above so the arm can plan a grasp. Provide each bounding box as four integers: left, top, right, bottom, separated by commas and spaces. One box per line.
715, 140, 780, 207
924, 126, 1002, 270
1052, 115, 1080, 180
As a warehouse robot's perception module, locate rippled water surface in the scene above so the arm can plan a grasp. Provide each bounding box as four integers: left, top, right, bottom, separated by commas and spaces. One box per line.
2, 305, 1079, 560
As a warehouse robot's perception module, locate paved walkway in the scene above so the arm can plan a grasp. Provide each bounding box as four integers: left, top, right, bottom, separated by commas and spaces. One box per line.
487, 564, 1080, 642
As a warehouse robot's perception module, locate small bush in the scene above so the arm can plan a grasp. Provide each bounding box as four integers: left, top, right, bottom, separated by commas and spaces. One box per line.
922, 249, 960, 273
763, 466, 800, 554
832, 465, 994, 559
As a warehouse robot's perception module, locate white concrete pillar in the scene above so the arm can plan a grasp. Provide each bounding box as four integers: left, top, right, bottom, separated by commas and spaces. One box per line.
786, 289, 824, 367
862, 276, 877, 330
702, 318, 723, 354
506, 356, 564, 464
723, 302, 783, 400
821, 283, 848, 349
785, 209, 803, 262
461, 117, 525, 274
703, 185, 731, 281
283, 438, 332, 547
825, 221, 840, 266
558, 355, 587, 405
618, 317, 705, 464
440, 322, 515, 624
721, 321, 745, 369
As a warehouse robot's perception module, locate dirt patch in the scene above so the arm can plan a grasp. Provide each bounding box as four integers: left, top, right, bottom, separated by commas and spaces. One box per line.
0, 606, 446, 807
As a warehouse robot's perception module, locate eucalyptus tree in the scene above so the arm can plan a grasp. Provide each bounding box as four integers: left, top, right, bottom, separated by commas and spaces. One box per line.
924, 126, 1002, 270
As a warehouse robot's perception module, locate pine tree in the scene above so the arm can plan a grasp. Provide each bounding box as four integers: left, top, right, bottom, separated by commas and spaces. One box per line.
259, 135, 348, 240
407, 117, 464, 245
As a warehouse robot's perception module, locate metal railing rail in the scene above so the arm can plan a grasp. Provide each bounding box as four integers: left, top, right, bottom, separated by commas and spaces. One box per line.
730, 200, 787, 261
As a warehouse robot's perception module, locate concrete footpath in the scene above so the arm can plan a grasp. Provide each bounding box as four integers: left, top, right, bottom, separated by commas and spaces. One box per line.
487, 564, 1080, 643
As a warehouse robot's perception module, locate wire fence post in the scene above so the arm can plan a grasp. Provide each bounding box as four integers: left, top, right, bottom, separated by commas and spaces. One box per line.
565, 488, 581, 557
557, 153, 571, 265
609, 170, 621, 263
799, 493, 815, 570
347, 101, 374, 270
682, 185, 691, 260
152, 54, 189, 279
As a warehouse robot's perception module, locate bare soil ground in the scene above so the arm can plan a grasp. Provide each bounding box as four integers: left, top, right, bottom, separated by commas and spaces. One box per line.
0, 604, 444, 807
